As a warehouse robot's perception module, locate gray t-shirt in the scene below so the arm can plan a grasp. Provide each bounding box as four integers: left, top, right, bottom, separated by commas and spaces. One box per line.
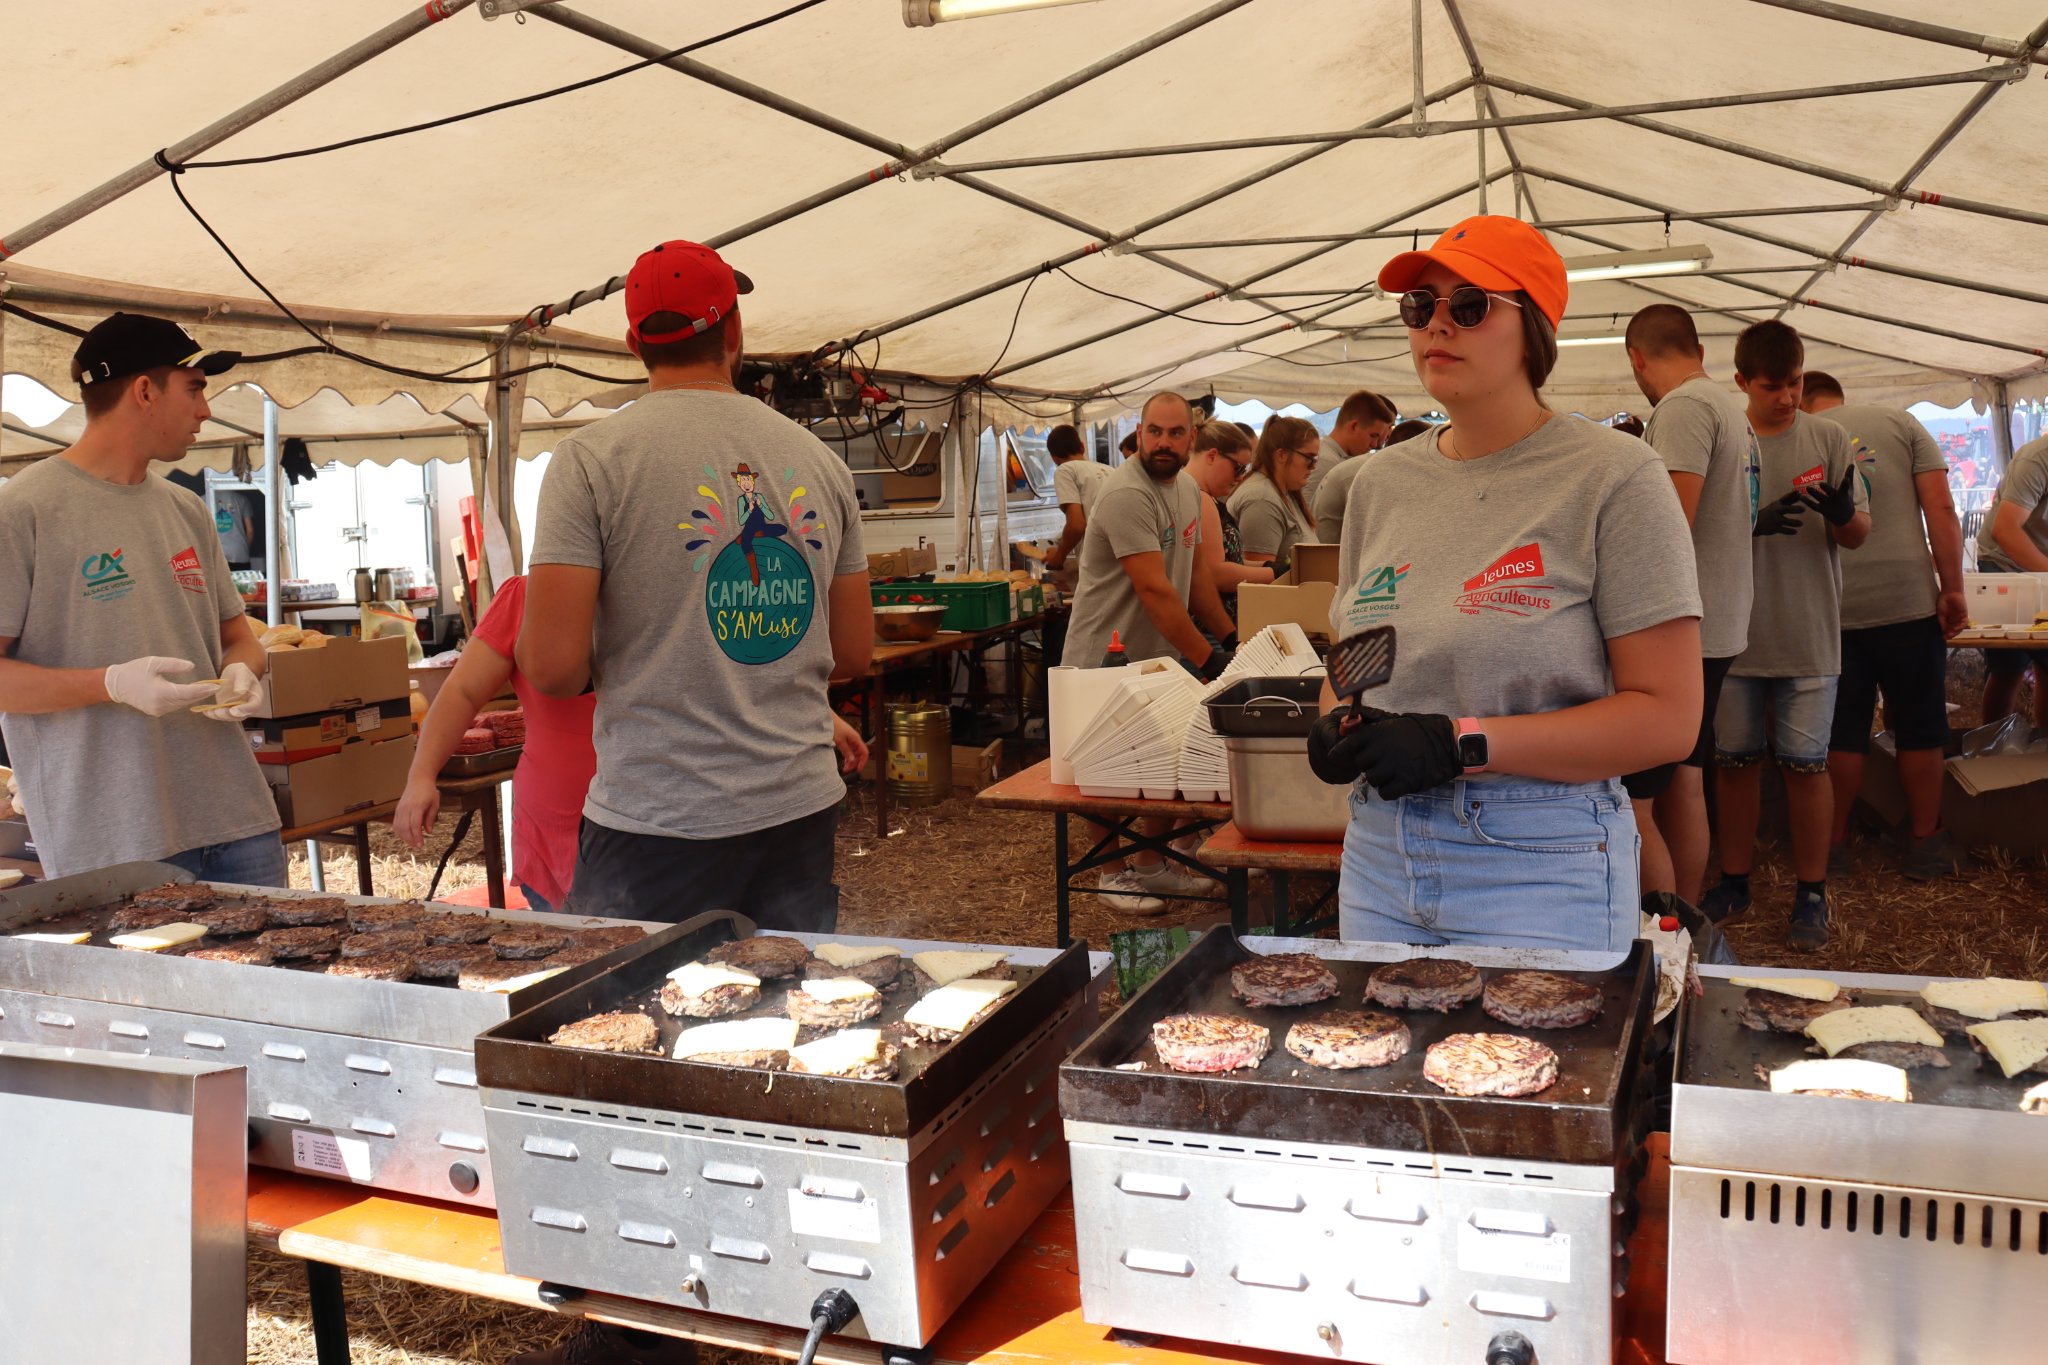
1062, 455, 1202, 668
1299, 433, 1349, 509
1731, 412, 1870, 678
1228, 472, 1312, 564
531, 390, 865, 840
1053, 458, 1110, 515
1827, 404, 1948, 629
1330, 419, 1701, 727
1644, 377, 1759, 658
1312, 451, 1369, 531
0, 458, 280, 875
1977, 435, 2048, 570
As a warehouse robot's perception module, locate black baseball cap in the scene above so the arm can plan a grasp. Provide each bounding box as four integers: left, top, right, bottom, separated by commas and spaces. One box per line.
72, 312, 240, 388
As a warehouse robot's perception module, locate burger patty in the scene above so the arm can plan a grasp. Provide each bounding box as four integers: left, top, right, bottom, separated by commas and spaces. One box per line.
1921, 1002, 2048, 1039
658, 980, 760, 1018
108, 905, 193, 935
789, 1039, 901, 1081
568, 924, 649, 954
803, 953, 903, 989
490, 924, 569, 960
1150, 1012, 1271, 1073
413, 943, 497, 979
1802, 1088, 1904, 1102
1231, 953, 1340, 1008
549, 1011, 660, 1054
418, 913, 498, 945
706, 935, 811, 980
675, 1045, 785, 1070
1837, 1041, 1952, 1069
258, 925, 343, 959
538, 944, 611, 970
787, 986, 884, 1030
341, 930, 428, 959
1423, 1033, 1560, 1097
1284, 1010, 1411, 1069
189, 901, 269, 936
186, 942, 275, 967
908, 996, 1008, 1044
1742, 989, 1854, 1033
909, 960, 1014, 994
1482, 971, 1604, 1029
458, 958, 562, 992
127, 882, 216, 914
1365, 958, 1484, 1012
326, 952, 416, 981
347, 901, 432, 934
265, 897, 347, 928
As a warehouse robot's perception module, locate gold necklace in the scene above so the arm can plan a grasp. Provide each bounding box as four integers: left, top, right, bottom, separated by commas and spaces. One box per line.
1447, 410, 1549, 502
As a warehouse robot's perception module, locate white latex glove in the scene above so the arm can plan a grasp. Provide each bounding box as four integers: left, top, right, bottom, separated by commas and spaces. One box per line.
103, 656, 218, 717
206, 661, 267, 721
2, 768, 22, 818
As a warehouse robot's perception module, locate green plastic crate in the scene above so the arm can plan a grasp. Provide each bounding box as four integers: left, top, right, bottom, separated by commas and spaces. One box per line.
872, 580, 1009, 631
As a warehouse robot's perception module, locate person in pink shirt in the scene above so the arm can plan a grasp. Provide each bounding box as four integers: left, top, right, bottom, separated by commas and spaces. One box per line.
397, 575, 868, 913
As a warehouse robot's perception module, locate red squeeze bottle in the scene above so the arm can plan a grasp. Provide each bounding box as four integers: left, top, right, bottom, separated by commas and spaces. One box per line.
1101, 631, 1130, 667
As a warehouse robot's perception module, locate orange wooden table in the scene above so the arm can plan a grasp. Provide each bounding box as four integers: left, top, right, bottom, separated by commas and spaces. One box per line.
979, 760, 1233, 945
248, 1135, 1674, 1365
1196, 820, 1343, 936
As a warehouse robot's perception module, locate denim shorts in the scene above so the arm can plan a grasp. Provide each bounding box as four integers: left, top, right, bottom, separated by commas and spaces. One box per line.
1714, 674, 1839, 772
1338, 776, 1640, 952
160, 830, 289, 888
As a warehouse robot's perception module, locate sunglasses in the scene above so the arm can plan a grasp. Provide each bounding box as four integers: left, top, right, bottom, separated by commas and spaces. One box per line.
1397, 285, 1525, 330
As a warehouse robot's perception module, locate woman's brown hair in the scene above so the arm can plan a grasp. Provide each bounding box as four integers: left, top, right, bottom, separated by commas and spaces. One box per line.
1193, 421, 1252, 456
1250, 414, 1321, 532
1521, 294, 1558, 396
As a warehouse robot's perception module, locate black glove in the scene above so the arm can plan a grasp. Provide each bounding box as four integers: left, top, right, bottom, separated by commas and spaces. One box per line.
1798, 465, 1858, 527
1307, 711, 1371, 785
1752, 492, 1806, 537
1197, 645, 1235, 682
1348, 706, 1462, 800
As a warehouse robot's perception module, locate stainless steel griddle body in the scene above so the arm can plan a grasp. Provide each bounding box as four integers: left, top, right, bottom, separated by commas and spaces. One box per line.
0, 861, 663, 1207
1667, 962, 2048, 1365
476, 918, 1110, 1352
1059, 932, 1658, 1365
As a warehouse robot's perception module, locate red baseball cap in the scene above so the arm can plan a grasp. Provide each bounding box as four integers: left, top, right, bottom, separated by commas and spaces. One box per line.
624, 240, 754, 346
1377, 216, 1567, 328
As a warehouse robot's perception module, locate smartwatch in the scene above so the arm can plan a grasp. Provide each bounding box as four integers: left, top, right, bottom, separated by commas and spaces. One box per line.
1454, 717, 1489, 773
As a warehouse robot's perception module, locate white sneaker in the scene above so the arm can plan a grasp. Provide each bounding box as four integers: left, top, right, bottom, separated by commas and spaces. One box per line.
1133, 861, 1215, 897
1095, 870, 1167, 916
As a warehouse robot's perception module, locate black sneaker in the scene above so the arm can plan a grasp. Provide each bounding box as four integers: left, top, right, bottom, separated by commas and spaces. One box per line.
1699, 878, 1752, 925
1903, 829, 1976, 882
509, 1323, 698, 1365
1786, 889, 1830, 952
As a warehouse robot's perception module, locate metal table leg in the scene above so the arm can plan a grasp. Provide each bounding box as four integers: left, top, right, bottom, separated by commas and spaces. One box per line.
1272, 871, 1293, 936
305, 838, 325, 891
1228, 867, 1249, 937
1054, 811, 1071, 949
305, 1259, 350, 1365
352, 823, 373, 897
869, 672, 890, 840
480, 792, 506, 908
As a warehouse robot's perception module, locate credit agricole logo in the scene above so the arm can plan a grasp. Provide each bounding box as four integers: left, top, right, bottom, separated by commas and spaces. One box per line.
81, 548, 133, 603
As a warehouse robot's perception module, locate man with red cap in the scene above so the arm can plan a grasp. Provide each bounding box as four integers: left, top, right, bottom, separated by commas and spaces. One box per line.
1306, 217, 1702, 954
519, 244, 871, 943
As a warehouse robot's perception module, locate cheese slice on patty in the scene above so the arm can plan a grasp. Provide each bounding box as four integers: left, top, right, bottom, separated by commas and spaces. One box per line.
1805, 1005, 1945, 1056
912, 949, 1007, 986
789, 1029, 885, 1075
1730, 975, 1841, 1002
1920, 978, 2048, 1021
796, 978, 880, 1004
668, 960, 761, 995
109, 922, 209, 952
1770, 1058, 1911, 1102
12, 930, 91, 945
1966, 1017, 2048, 1078
673, 1017, 799, 1060
481, 966, 565, 994
813, 943, 901, 969
905, 978, 1019, 1035
0, 869, 25, 891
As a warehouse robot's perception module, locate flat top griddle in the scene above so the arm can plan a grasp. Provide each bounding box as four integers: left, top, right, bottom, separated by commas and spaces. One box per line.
476, 917, 1093, 1139
1061, 930, 1655, 1165
1680, 974, 2044, 1114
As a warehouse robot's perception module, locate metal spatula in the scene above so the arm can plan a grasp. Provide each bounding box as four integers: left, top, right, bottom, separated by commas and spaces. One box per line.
1327, 625, 1396, 725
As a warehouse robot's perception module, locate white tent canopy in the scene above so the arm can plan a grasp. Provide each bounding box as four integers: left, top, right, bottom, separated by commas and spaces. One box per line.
5, 0, 2048, 433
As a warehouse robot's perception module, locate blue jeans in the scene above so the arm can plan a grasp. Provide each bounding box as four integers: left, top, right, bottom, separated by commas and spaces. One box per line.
160, 831, 289, 888
1715, 674, 1839, 772
1338, 776, 1640, 952
517, 882, 556, 915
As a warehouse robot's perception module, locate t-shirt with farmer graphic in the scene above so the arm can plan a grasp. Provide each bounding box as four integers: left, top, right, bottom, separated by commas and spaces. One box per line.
530, 390, 865, 840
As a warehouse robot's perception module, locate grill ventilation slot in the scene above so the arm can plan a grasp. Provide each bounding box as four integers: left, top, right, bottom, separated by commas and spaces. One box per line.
1716, 1179, 2048, 1254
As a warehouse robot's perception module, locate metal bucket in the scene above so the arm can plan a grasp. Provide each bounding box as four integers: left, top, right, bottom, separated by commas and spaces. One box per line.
885, 702, 953, 807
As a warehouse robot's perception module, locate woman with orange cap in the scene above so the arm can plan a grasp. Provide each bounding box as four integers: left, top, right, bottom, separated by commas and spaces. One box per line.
1308, 216, 1703, 951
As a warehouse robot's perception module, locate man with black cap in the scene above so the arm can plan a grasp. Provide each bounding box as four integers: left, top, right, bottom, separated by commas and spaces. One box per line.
0, 312, 285, 883
521, 242, 870, 947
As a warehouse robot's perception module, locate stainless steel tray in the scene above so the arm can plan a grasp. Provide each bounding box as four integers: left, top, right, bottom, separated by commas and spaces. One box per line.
440, 744, 521, 777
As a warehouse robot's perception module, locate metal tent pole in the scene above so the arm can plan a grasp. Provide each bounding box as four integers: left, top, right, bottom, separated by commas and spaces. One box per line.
1439, 0, 1545, 247
1745, 0, 2048, 64
1134, 201, 1887, 250
263, 397, 283, 630
0, 0, 474, 258
516, 0, 1259, 333
1411, 0, 1428, 126
1992, 380, 2017, 475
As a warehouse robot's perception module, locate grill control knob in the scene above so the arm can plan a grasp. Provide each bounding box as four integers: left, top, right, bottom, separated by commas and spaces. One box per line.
447, 1162, 481, 1196
1485, 1331, 1536, 1365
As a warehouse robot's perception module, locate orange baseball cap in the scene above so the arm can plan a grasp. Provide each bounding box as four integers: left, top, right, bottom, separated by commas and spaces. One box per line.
1377, 216, 1567, 328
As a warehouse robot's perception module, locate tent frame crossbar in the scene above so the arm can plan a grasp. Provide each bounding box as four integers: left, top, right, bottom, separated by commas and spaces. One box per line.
1746, 0, 2048, 66
1129, 202, 1888, 251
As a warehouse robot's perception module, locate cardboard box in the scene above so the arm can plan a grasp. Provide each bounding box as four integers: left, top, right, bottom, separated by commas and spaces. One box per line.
266, 735, 415, 827
1234, 542, 1341, 639
867, 544, 939, 580
881, 469, 943, 506
868, 550, 908, 580
258, 635, 409, 718
1857, 738, 2048, 856
952, 739, 1003, 794
246, 698, 414, 764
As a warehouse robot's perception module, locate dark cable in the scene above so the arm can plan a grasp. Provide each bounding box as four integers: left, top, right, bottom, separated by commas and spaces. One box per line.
981, 270, 1043, 375
1239, 344, 1414, 367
